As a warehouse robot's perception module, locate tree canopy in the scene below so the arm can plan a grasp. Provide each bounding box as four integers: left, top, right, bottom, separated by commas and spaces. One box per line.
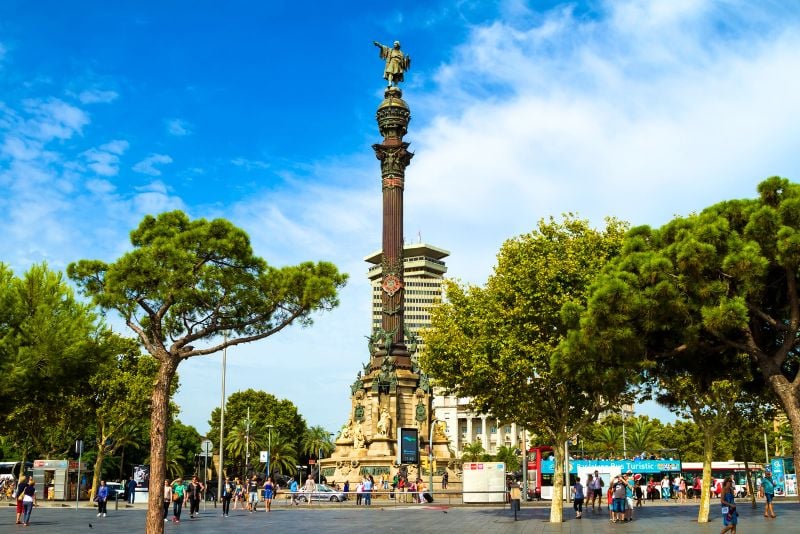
67, 210, 347, 533
573, 177, 800, 499
421, 215, 634, 522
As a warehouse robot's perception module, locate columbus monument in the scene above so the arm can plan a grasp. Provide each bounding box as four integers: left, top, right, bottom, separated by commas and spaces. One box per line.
320, 42, 453, 489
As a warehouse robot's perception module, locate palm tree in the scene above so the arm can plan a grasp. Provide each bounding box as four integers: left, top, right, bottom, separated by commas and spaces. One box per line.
226, 418, 265, 474
595, 425, 622, 457
461, 441, 485, 462
495, 445, 520, 472
627, 418, 656, 455
264, 431, 298, 478
302, 425, 335, 458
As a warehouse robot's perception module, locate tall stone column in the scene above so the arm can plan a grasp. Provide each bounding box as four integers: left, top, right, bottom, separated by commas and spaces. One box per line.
372, 87, 413, 369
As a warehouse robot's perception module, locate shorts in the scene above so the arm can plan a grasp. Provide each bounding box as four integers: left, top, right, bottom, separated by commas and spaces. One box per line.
765, 493, 774, 504
263, 489, 273, 499
722, 510, 738, 526
627, 497, 634, 509
612, 498, 626, 513
249, 491, 258, 503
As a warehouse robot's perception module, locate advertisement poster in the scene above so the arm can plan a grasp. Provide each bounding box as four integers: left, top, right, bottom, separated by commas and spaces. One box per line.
785, 474, 797, 497
770, 458, 786, 496
133, 465, 150, 489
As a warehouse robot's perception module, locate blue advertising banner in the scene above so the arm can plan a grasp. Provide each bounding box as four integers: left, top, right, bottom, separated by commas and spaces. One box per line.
541, 458, 682, 475
770, 458, 786, 496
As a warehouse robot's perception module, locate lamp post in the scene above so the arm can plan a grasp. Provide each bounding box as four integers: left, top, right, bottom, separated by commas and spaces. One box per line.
217, 333, 228, 508
429, 419, 442, 499
621, 409, 627, 459
265, 425, 274, 481
245, 407, 251, 476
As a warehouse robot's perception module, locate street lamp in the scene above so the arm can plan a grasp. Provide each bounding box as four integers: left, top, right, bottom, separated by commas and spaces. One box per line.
217, 332, 228, 508
266, 425, 274, 480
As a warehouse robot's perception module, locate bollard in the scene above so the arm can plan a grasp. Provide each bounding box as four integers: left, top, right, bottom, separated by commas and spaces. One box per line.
115, 492, 119, 510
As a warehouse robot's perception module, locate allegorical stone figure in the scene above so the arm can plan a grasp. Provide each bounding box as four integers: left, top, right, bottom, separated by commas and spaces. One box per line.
376, 408, 391, 437
353, 422, 366, 450
373, 40, 411, 86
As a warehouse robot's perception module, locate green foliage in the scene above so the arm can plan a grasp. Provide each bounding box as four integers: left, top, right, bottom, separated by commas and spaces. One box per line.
576, 177, 800, 487
421, 215, 634, 522
302, 425, 335, 458
209, 388, 307, 475
460, 441, 485, 462
67, 211, 346, 526
494, 445, 520, 472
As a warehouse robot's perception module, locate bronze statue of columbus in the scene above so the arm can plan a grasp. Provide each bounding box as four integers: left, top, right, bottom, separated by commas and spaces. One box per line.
373, 40, 411, 86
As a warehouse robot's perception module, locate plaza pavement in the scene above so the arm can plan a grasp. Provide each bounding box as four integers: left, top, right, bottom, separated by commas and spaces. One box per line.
3, 499, 797, 533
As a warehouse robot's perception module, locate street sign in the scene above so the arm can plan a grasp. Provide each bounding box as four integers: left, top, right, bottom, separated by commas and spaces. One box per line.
200, 439, 213, 456
259, 451, 269, 463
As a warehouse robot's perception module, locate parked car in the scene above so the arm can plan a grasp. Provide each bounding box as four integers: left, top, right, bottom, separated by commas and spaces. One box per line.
296, 483, 347, 503
105, 482, 125, 499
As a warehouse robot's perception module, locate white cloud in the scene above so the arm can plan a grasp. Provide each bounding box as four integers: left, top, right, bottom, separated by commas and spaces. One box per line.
166, 118, 192, 136
78, 89, 119, 104
20, 98, 89, 141
231, 157, 269, 170
82, 139, 129, 176
132, 153, 173, 176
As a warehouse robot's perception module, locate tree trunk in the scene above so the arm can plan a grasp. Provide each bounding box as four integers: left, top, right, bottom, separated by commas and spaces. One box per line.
90, 443, 107, 500
765, 372, 800, 503
698, 432, 714, 523
145, 357, 178, 534
550, 437, 565, 523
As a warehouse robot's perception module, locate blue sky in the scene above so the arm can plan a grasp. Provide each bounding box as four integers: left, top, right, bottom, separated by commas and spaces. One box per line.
2, 1, 799, 439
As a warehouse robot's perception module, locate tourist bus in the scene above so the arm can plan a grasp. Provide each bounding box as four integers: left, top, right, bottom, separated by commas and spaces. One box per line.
526, 446, 682, 500
680, 461, 760, 498
0, 461, 31, 480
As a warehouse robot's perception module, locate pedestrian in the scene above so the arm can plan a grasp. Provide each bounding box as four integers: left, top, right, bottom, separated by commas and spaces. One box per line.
187, 475, 203, 518
163, 479, 172, 521
762, 470, 776, 519
720, 478, 738, 534
441, 470, 448, 490
573, 475, 584, 518
290, 477, 299, 505
248, 475, 259, 512
20, 479, 36, 526
171, 477, 186, 523
303, 474, 316, 505
127, 476, 137, 504
634, 477, 643, 507
363, 475, 373, 506
263, 476, 275, 512
611, 476, 627, 523
95, 480, 109, 517
590, 470, 603, 511
623, 472, 634, 521
356, 479, 364, 505
232, 477, 242, 509
343, 479, 350, 500
221, 476, 233, 517
14, 475, 29, 525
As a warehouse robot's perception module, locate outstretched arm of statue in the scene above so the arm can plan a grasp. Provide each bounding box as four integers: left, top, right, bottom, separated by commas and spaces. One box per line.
373, 40, 383, 48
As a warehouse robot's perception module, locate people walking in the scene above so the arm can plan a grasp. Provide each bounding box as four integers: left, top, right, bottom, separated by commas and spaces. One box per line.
441, 470, 448, 490
573, 475, 584, 518
233, 477, 243, 509
289, 477, 299, 505
221, 477, 233, 517
762, 470, 776, 519
96, 480, 109, 517
127, 476, 137, 504
163, 479, 172, 521
590, 470, 603, 511
303, 475, 316, 506
248, 476, 259, 512
720, 478, 738, 534
171, 477, 186, 523
14, 475, 29, 525
187, 475, 203, 518
20, 479, 36, 526
262, 476, 275, 512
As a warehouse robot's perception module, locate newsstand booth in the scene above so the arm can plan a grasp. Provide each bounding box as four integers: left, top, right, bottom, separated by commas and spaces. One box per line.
33, 459, 87, 500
